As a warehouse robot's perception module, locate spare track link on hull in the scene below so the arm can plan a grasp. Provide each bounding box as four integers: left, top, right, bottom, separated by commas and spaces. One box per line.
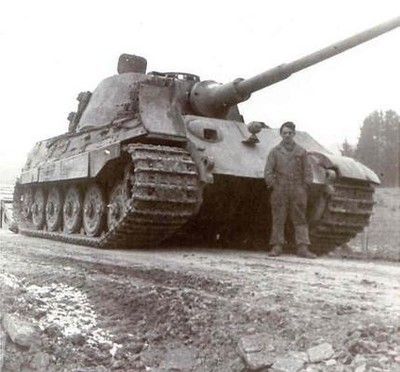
15, 144, 202, 249
309, 179, 374, 254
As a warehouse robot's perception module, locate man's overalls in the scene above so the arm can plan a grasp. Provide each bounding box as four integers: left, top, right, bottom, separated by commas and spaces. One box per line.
264, 141, 313, 247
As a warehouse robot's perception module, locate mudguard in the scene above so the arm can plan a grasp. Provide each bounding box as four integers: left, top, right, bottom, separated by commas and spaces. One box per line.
183, 115, 380, 185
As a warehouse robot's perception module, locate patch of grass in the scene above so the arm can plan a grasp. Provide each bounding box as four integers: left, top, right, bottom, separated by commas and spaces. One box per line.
348, 187, 400, 261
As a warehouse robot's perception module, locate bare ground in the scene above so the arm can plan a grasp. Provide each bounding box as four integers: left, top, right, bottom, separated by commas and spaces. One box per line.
1, 230, 400, 371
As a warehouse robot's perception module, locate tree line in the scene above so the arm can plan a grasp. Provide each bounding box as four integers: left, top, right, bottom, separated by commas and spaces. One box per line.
340, 110, 400, 187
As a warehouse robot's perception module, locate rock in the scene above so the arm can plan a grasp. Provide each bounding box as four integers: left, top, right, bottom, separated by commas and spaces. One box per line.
126, 341, 144, 354
336, 304, 355, 315
271, 355, 305, 372
68, 333, 86, 346
98, 342, 112, 352
354, 364, 367, 372
111, 360, 124, 369
364, 340, 378, 351
288, 351, 308, 363
304, 366, 321, 372
229, 357, 247, 372
44, 323, 62, 338
307, 342, 334, 363
387, 349, 398, 357
348, 339, 378, 354
5, 357, 22, 372
30, 352, 50, 371
237, 333, 275, 370
351, 354, 366, 367
2, 313, 40, 348
336, 350, 353, 365
145, 330, 161, 342
325, 359, 336, 366
375, 332, 388, 342
377, 355, 389, 365
158, 346, 197, 371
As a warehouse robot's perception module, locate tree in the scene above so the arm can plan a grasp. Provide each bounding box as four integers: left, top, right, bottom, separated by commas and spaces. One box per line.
340, 139, 355, 158
354, 110, 400, 187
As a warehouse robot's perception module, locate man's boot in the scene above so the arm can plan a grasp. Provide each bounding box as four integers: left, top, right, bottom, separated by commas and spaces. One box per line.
268, 245, 283, 257
297, 244, 317, 259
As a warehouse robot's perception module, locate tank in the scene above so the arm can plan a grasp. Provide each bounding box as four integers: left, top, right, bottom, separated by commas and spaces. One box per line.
13, 17, 400, 254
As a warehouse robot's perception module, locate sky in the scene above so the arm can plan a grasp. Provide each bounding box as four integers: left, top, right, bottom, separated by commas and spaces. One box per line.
0, 0, 399, 182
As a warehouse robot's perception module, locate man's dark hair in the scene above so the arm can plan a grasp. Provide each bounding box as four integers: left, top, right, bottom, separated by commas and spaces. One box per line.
280, 121, 296, 133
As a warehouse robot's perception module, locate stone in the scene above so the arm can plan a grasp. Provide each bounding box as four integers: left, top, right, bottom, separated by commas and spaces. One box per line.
304, 366, 321, 372
271, 355, 305, 372
237, 333, 275, 370
68, 333, 86, 346
377, 355, 389, 365
126, 341, 144, 354
348, 339, 377, 354
44, 323, 62, 338
375, 332, 388, 342
30, 352, 50, 370
111, 360, 124, 369
145, 330, 161, 342
325, 359, 336, 366
307, 342, 334, 363
288, 351, 308, 362
354, 364, 366, 372
229, 357, 247, 372
352, 354, 366, 367
368, 358, 386, 370
2, 313, 40, 348
333, 366, 351, 372
158, 346, 197, 371
340, 352, 353, 365
363, 340, 378, 352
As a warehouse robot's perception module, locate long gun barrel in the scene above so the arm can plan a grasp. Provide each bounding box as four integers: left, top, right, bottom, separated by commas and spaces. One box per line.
190, 16, 400, 117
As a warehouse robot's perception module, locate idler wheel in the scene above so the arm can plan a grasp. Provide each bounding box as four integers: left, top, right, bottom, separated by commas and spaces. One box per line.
46, 187, 63, 231
63, 185, 82, 234
107, 181, 128, 230
32, 188, 46, 229
83, 184, 106, 237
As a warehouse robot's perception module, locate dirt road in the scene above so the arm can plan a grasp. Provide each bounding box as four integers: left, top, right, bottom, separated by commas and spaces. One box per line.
1, 230, 400, 371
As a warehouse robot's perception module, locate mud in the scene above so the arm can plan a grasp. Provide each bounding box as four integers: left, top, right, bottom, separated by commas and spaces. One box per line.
1, 230, 400, 371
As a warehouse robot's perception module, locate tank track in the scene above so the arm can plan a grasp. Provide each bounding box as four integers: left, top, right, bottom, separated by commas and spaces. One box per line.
309, 179, 375, 254
15, 144, 202, 249
14, 147, 374, 254
172, 177, 375, 254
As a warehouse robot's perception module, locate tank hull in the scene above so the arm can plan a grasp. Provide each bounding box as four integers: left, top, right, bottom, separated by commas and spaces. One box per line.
14, 117, 376, 254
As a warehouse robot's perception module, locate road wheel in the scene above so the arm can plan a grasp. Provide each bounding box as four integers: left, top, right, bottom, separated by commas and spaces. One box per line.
63, 186, 82, 234
32, 188, 46, 229
83, 184, 106, 237
46, 187, 63, 231
107, 180, 128, 230
21, 188, 33, 219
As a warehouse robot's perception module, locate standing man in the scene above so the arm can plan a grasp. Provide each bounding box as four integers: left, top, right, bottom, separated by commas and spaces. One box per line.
264, 121, 316, 259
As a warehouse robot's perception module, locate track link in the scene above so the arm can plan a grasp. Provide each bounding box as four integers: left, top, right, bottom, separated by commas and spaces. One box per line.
16, 144, 202, 249
310, 179, 375, 254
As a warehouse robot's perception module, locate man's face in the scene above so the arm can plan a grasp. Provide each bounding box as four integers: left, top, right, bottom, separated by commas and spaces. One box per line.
280, 126, 295, 145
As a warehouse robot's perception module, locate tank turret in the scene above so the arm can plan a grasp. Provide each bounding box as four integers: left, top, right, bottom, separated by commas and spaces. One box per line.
190, 16, 400, 117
